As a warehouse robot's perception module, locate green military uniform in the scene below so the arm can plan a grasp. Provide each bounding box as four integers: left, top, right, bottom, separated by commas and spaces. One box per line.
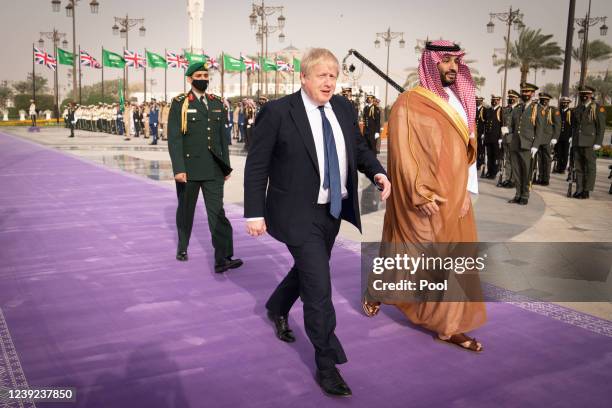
167, 68, 234, 264
572, 87, 606, 198
534, 93, 561, 185
499, 90, 519, 187
509, 83, 542, 204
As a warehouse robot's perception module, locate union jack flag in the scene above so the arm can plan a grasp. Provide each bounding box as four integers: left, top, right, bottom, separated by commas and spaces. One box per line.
166, 51, 188, 69
124, 49, 146, 68
207, 56, 219, 70
242, 57, 259, 71
276, 59, 290, 71
34, 47, 57, 71
80, 50, 101, 69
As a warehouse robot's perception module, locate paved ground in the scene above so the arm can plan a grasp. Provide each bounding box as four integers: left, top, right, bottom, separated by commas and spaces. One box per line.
1, 130, 611, 408
4, 125, 612, 320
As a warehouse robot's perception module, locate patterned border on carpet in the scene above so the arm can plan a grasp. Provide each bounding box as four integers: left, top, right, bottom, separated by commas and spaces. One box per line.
0, 309, 36, 408
334, 238, 612, 338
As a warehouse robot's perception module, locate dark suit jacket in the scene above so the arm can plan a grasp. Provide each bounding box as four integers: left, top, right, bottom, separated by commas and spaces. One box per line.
484, 106, 503, 144
244, 90, 386, 246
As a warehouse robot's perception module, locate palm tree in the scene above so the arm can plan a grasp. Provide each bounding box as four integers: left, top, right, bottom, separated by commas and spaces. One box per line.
494, 27, 564, 85
572, 40, 612, 79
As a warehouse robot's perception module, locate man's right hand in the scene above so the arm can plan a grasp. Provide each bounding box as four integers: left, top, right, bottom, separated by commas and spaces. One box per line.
247, 219, 267, 236
416, 194, 447, 217
174, 173, 187, 183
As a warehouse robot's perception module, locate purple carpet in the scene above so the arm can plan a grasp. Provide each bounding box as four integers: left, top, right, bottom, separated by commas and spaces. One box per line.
0, 131, 610, 408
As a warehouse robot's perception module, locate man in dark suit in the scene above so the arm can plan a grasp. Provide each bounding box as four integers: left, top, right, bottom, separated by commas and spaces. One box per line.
484, 95, 502, 178
167, 62, 243, 273
244, 48, 390, 397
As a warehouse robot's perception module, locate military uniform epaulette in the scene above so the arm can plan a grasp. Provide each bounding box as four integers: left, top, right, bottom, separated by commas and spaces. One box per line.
173, 93, 186, 103
206, 93, 222, 102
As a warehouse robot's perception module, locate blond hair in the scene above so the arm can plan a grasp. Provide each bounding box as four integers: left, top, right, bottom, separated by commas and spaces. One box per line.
300, 48, 339, 76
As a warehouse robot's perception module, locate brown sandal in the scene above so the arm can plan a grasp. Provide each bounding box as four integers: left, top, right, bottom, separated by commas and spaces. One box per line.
362, 300, 381, 317
436, 333, 483, 352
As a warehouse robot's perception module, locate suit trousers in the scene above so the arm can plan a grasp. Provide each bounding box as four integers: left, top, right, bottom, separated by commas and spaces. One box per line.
573, 147, 597, 193
536, 144, 552, 182
510, 148, 532, 200
265, 204, 347, 370
554, 140, 570, 172
502, 143, 513, 182
175, 179, 234, 264
485, 142, 499, 177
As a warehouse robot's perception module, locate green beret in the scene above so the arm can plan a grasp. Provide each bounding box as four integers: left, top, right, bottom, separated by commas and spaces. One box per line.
185, 62, 209, 77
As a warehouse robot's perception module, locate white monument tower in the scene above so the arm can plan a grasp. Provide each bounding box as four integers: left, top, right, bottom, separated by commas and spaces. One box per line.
187, 0, 204, 53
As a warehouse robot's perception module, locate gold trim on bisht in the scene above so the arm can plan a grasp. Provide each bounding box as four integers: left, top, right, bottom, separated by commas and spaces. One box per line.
411, 86, 470, 145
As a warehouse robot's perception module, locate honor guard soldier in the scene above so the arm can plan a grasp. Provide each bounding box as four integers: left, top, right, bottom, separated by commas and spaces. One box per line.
484, 95, 502, 178
554, 96, 573, 173
167, 61, 243, 272
533, 92, 561, 186
571, 86, 606, 199
508, 83, 541, 205
499, 90, 520, 187
476, 96, 486, 171
363, 95, 381, 154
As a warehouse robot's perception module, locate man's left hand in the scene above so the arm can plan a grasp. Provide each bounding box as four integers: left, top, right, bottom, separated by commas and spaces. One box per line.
459, 193, 471, 218
374, 174, 391, 201
224, 174, 231, 181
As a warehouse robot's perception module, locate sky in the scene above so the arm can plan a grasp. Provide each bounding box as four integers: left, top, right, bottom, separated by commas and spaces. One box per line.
1, 0, 611, 104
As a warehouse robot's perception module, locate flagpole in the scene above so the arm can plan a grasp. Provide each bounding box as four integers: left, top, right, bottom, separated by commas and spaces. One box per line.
144, 48, 147, 102
54, 36, 59, 123
239, 53, 243, 99
164, 48, 167, 102
32, 43, 36, 105
183, 66, 186, 94
101, 46, 104, 102
222, 53, 225, 98
274, 54, 279, 99
78, 44, 82, 105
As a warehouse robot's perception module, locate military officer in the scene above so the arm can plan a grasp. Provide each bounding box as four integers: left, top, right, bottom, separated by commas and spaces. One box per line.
499, 90, 519, 188
533, 92, 561, 186
508, 83, 541, 205
553, 96, 573, 173
67, 102, 76, 138
571, 86, 606, 199
484, 95, 503, 179
167, 62, 243, 272
476, 96, 487, 171
363, 95, 380, 154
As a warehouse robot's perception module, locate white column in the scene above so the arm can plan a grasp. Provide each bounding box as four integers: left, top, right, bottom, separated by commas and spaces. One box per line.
187, 0, 205, 53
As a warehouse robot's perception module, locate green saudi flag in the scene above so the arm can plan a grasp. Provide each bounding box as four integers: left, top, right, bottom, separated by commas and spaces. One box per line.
293, 57, 301, 72
261, 57, 277, 72
102, 48, 125, 68
146, 51, 166, 68
185, 51, 207, 64
57, 48, 74, 66
223, 54, 245, 72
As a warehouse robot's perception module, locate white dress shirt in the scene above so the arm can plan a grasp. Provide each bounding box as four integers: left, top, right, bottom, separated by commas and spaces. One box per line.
301, 90, 348, 203
444, 87, 478, 195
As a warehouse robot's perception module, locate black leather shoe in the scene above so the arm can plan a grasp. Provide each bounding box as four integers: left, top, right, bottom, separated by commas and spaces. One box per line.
508, 197, 520, 204
540, 181, 549, 186
176, 251, 188, 261
215, 257, 243, 273
518, 198, 528, 205
572, 191, 583, 198
316, 368, 352, 397
267, 311, 295, 343
580, 191, 589, 199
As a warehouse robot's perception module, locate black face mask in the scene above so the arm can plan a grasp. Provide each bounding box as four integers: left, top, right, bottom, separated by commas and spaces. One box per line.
521, 94, 531, 103
507, 98, 514, 105
192, 79, 209, 93
491, 101, 499, 107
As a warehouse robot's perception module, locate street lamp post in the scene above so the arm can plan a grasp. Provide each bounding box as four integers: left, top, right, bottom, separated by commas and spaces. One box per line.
375, 27, 405, 122
112, 15, 145, 102
39, 28, 67, 123
51, 0, 100, 102
249, 1, 286, 98
486, 6, 524, 106
575, 0, 608, 88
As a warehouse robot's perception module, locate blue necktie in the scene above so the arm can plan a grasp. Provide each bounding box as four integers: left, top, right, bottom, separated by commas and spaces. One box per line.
318, 106, 342, 219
